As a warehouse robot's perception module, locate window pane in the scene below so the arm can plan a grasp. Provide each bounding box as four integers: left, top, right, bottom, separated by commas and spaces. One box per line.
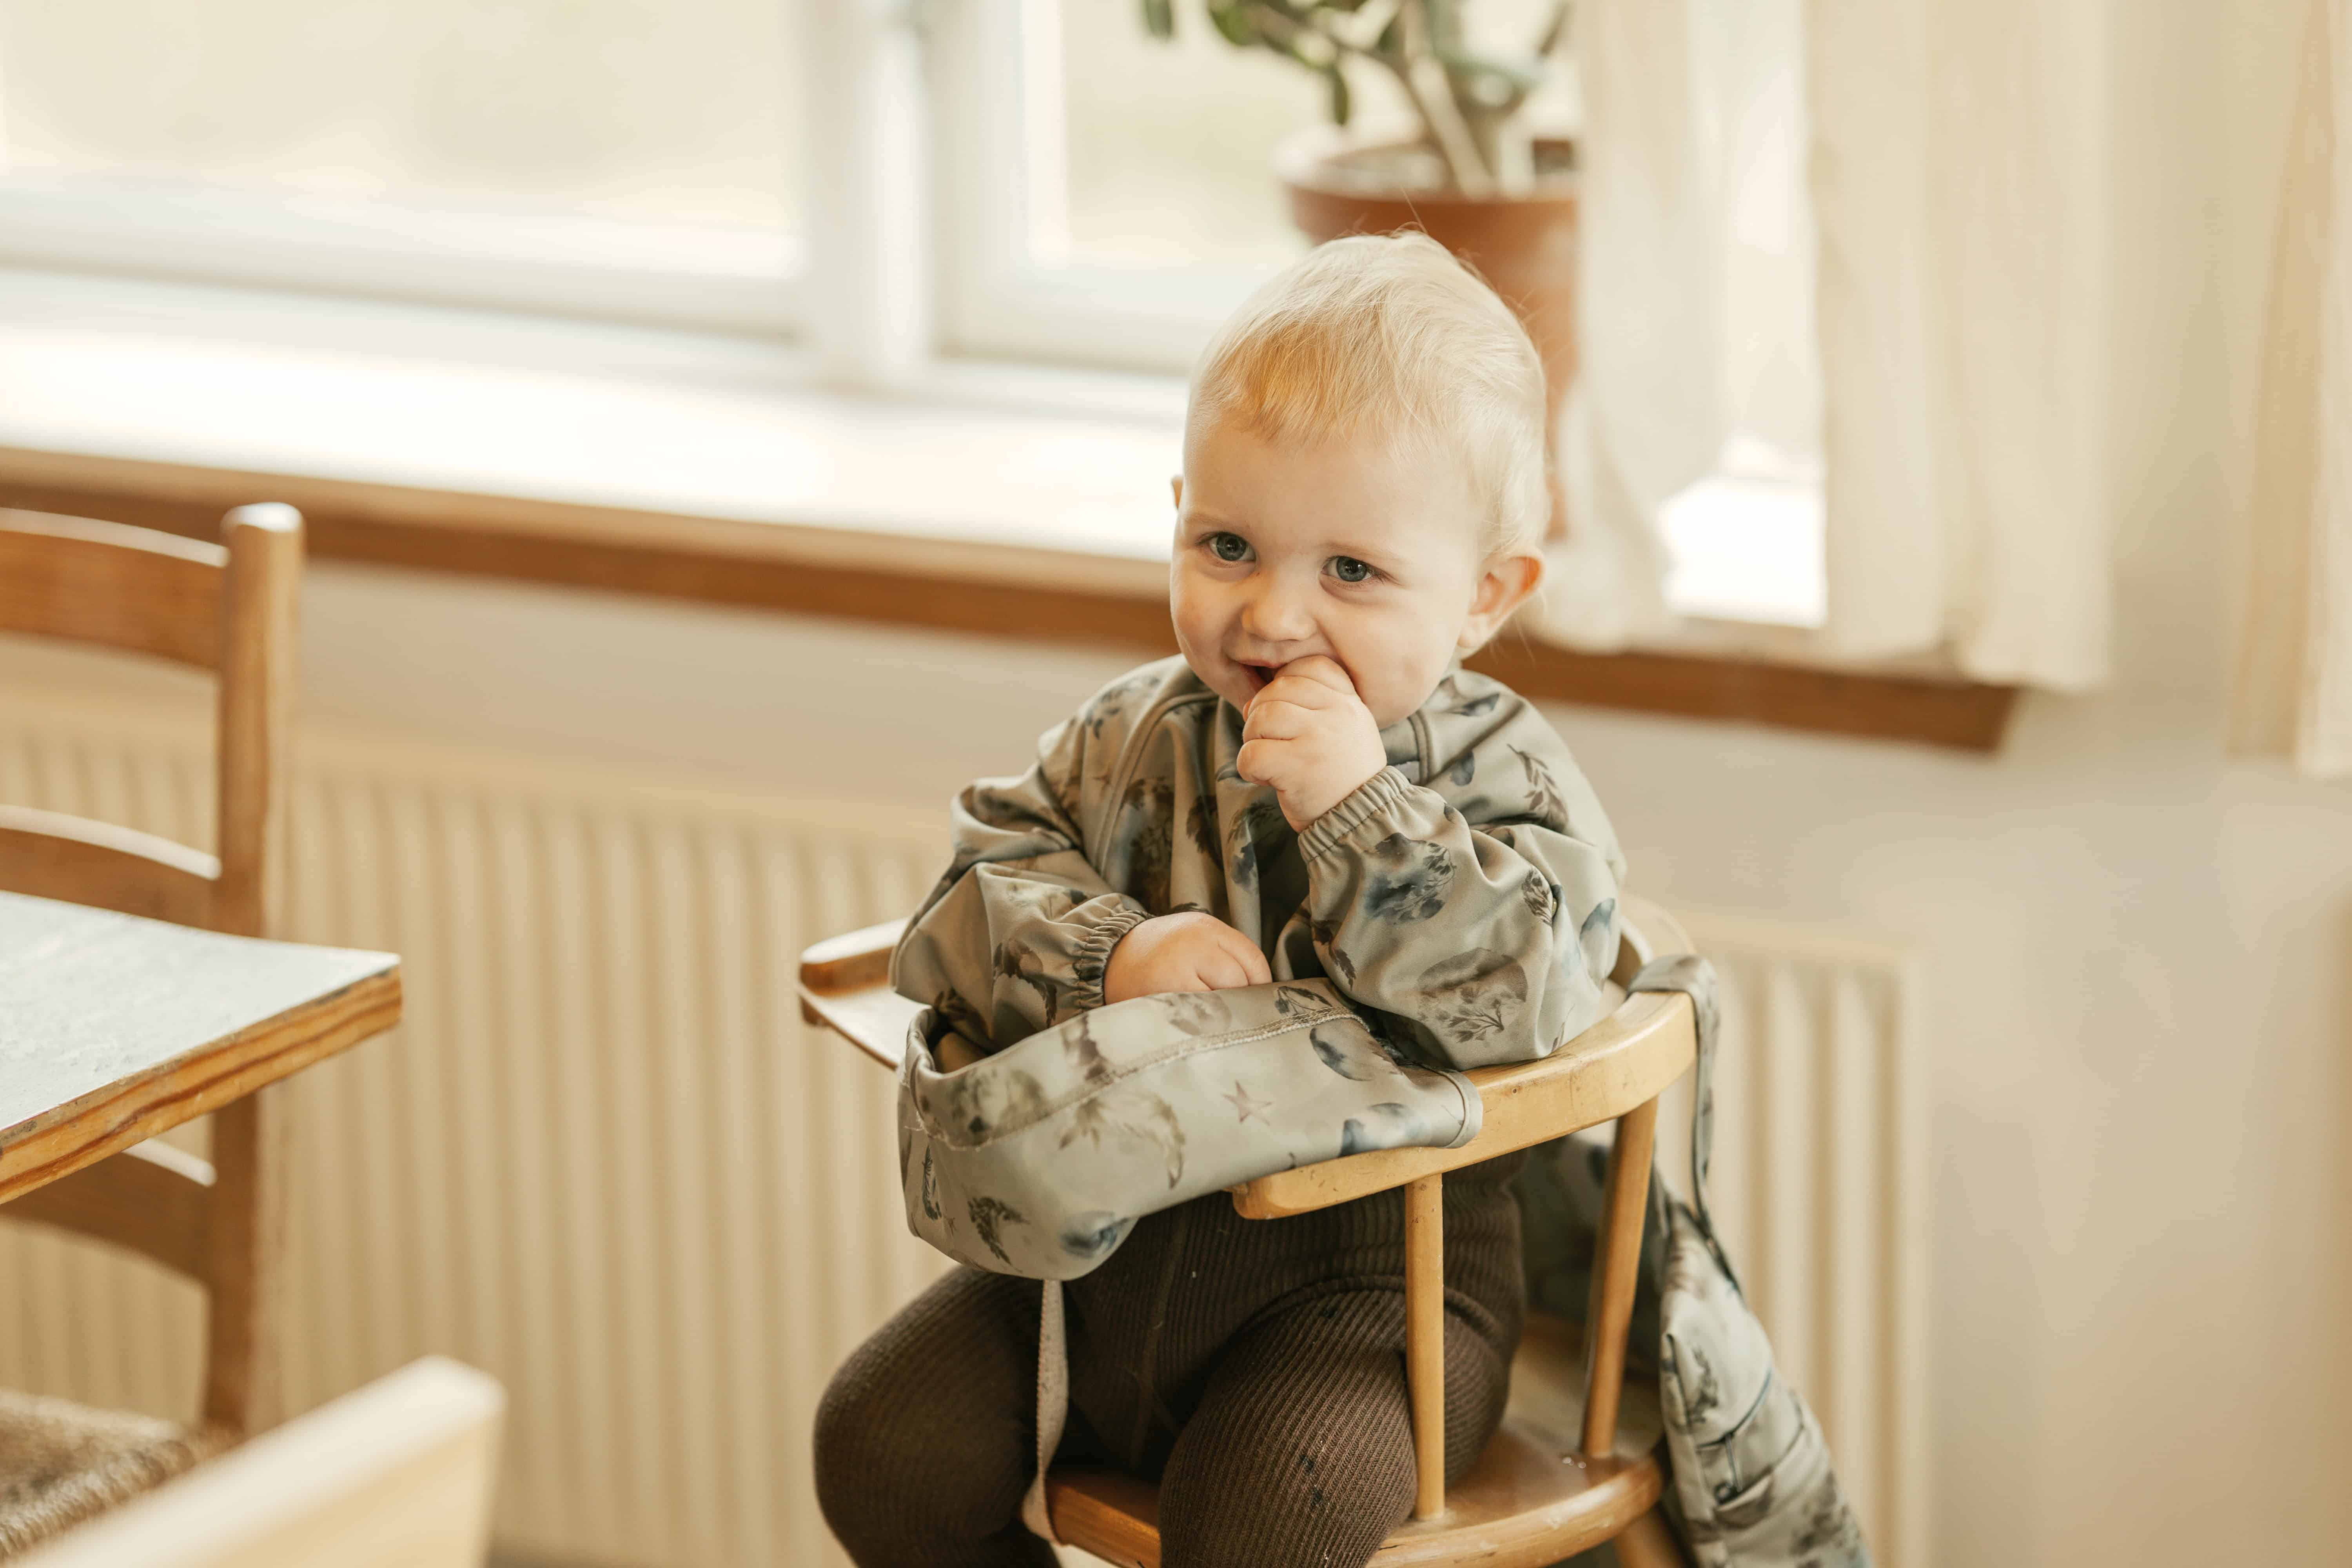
0, 0, 802, 234
1053, 2, 1318, 270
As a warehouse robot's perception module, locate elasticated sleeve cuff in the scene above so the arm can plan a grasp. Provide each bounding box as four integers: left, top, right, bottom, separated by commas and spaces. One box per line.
1066, 900, 1154, 1011
1298, 766, 1417, 863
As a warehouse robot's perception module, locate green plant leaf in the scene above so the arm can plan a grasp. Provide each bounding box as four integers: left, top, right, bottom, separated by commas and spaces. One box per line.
1209, 1, 1260, 46
1157, 0, 1555, 160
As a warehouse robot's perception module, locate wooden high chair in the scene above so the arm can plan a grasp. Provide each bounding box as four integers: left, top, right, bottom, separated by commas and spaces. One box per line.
0, 506, 303, 1555
800, 898, 1700, 1568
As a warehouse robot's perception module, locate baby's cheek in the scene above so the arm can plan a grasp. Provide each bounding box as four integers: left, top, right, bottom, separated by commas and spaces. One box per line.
1392, 633, 1467, 720
1169, 606, 1235, 701
1353, 655, 1434, 731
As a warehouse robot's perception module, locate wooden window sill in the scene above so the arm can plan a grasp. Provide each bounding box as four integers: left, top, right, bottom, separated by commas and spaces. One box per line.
0, 442, 2014, 751
0, 273, 2014, 751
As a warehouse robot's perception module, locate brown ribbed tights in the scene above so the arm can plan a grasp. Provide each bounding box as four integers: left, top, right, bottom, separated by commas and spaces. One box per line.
814, 1157, 1525, 1568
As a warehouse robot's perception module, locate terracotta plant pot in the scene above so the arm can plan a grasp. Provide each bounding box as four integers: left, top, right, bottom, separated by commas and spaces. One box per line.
1274, 126, 1579, 532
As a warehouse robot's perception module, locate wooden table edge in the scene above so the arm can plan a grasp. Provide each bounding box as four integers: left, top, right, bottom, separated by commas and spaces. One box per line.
0, 967, 403, 1205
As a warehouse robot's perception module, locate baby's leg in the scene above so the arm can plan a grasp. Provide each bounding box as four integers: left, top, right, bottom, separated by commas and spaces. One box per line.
813, 1267, 1059, 1568
1154, 1286, 1513, 1568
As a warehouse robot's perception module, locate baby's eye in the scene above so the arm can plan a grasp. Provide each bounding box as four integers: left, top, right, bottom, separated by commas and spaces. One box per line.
1206, 532, 1251, 563
1328, 555, 1376, 584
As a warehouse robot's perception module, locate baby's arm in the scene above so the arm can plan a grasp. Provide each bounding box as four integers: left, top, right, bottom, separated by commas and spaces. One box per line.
891, 714, 1151, 1052
1301, 778, 1619, 1068
1294, 702, 1623, 1071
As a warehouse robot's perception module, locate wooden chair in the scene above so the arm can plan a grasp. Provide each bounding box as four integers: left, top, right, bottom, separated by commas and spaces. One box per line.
13, 1358, 505, 1568
0, 506, 304, 1556
799, 897, 1701, 1568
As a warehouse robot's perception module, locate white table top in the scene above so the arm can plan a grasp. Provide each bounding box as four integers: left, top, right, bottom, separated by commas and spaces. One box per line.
0, 890, 398, 1168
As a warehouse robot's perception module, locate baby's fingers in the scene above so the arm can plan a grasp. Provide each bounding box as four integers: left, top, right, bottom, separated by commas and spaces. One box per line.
1234, 738, 1281, 785
1216, 928, 1274, 987
1275, 656, 1358, 700
1250, 676, 1340, 720
1192, 950, 1256, 991
1240, 699, 1312, 741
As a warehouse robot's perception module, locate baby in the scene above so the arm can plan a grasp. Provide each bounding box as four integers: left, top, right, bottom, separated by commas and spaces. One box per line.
816, 232, 1626, 1568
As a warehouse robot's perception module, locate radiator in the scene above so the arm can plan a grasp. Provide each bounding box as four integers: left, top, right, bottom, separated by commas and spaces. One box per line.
1660, 914, 1929, 1568
0, 696, 1925, 1567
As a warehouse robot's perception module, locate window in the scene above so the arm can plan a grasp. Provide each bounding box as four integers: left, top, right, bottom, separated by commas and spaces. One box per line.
0, 1, 1829, 635
0, 0, 1587, 379
0, 0, 807, 330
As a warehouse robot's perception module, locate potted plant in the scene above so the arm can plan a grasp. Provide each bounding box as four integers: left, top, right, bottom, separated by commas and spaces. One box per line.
1142, 1, 1580, 452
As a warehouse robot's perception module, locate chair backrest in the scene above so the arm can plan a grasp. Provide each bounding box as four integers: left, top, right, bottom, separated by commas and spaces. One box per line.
0, 505, 301, 938
0, 504, 305, 1437
11, 1358, 505, 1568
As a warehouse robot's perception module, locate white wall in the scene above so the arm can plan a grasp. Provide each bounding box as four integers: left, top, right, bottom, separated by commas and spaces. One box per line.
6, 3, 2344, 1563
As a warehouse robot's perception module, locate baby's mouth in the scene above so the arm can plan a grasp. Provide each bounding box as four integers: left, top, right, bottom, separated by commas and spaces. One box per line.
1238, 661, 1278, 692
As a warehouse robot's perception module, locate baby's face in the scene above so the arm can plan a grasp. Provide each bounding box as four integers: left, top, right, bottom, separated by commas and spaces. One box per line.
1171, 417, 1534, 728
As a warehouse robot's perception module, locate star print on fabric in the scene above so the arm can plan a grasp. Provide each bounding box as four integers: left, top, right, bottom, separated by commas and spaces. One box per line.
1224, 1080, 1272, 1123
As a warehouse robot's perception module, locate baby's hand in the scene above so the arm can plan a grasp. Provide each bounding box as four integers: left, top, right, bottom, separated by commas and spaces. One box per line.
1103, 911, 1272, 1002
1238, 656, 1388, 830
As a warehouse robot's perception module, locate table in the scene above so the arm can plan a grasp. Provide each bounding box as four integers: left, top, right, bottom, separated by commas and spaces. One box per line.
0, 891, 401, 1204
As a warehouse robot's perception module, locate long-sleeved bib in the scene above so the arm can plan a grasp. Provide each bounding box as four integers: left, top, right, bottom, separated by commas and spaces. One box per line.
887, 655, 1632, 1542
886, 659, 1628, 1279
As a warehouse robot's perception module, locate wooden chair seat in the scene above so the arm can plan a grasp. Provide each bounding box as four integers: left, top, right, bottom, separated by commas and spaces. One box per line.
1047, 1313, 1665, 1568
0, 1390, 229, 1558
11, 1358, 504, 1568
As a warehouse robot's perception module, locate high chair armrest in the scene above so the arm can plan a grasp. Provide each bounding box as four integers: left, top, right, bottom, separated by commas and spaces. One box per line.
800, 918, 906, 995
1227, 987, 1696, 1218
1226, 894, 1689, 1217
798, 919, 915, 1068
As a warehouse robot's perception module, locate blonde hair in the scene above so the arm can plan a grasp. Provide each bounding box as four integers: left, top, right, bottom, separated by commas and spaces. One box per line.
1187, 230, 1550, 559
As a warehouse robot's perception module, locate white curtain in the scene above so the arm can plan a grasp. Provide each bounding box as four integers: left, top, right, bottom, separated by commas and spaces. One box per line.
2234, 0, 2352, 778
1549, 0, 2110, 692
1543, 0, 1815, 648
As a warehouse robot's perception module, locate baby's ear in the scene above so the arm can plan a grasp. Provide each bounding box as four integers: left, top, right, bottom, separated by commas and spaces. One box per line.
1460, 551, 1545, 650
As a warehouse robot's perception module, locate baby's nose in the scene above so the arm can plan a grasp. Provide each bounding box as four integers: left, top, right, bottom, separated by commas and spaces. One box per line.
1241, 581, 1316, 642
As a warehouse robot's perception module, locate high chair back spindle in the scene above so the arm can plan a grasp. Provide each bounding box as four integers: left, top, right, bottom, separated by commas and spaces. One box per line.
800, 898, 1701, 1568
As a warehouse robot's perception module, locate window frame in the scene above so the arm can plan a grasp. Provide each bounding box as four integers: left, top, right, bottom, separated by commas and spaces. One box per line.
0, 176, 809, 335
925, 0, 1290, 376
